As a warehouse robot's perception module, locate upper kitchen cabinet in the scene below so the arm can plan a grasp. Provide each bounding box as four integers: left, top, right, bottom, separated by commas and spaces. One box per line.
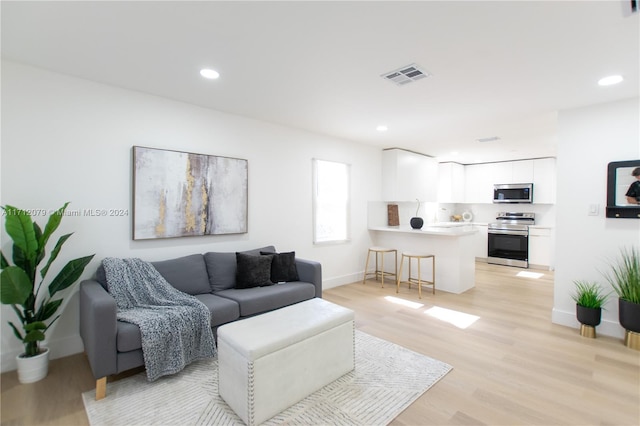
438, 162, 465, 203
532, 158, 556, 204
492, 160, 534, 184
463, 158, 555, 204
512, 160, 534, 183
382, 148, 438, 201
464, 163, 494, 203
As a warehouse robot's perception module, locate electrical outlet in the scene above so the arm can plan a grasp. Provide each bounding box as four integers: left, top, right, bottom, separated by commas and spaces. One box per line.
588, 204, 599, 216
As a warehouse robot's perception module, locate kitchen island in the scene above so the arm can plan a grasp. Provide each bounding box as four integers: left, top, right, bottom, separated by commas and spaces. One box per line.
369, 223, 477, 294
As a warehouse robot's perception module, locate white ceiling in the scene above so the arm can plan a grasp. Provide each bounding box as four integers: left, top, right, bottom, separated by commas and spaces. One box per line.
2, 1, 638, 164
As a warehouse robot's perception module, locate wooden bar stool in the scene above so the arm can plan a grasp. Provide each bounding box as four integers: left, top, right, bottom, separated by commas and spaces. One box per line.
362, 247, 397, 288
396, 252, 435, 298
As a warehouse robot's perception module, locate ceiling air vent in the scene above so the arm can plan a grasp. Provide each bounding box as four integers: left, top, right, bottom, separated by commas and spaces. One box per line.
381, 63, 431, 86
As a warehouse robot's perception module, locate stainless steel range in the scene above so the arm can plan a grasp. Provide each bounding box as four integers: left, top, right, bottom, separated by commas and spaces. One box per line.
487, 212, 535, 268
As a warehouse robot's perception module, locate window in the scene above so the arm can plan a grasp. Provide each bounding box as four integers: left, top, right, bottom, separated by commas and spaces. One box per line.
312, 159, 350, 244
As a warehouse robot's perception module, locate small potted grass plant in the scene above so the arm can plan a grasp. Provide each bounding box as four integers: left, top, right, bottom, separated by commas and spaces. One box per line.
571, 280, 609, 338
604, 247, 640, 350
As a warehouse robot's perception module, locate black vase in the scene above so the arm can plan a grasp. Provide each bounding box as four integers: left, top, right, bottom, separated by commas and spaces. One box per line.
576, 304, 602, 327
619, 298, 640, 333
410, 217, 424, 229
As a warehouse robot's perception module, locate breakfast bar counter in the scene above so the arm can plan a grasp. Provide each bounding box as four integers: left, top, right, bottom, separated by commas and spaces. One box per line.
369, 224, 477, 294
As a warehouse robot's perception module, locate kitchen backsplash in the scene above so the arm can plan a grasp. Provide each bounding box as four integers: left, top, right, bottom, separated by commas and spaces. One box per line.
458, 203, 556, 227
368, 201, 556, 228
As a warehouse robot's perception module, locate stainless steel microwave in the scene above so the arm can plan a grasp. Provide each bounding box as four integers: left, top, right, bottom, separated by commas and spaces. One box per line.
493, 183, 533, 203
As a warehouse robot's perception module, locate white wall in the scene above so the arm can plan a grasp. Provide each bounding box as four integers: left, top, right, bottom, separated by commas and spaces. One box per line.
553, 97, 640, 337
0, 61, 381, 371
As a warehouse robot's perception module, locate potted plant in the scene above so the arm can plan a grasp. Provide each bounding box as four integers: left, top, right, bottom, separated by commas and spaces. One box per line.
604, 247, 640, 350
571, 280, 609, 338
0, 203, 94, 383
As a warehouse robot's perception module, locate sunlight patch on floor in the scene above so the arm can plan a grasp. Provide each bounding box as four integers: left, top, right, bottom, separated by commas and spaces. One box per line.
424, 306, 480, 329
384, 296, 425, 309
517, 271, 544, 279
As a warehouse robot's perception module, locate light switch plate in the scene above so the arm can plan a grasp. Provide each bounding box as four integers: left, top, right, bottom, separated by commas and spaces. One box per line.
588, 204, 599, 216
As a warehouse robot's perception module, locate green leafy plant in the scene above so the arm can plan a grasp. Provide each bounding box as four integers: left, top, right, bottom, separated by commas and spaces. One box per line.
604, 247, 640, 304
0, 203, 94, 357
571, 280, 609, 308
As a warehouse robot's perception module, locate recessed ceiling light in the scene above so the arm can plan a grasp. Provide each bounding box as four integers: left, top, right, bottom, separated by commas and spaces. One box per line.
200, 68, 220, 79
476, 136, 500, 143
376, 125, 388, 132
450, 151, 459, 156
598, 75, 623, 86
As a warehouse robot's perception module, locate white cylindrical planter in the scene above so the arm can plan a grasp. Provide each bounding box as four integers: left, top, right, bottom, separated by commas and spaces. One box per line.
16, 348, 49, 384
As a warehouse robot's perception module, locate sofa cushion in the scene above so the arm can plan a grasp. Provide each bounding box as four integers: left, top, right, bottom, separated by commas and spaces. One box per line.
95, 265, 108, 289
204, 246, 276, 292
236, 253, 274, 289
116, 321, 142, 352
194, 294, 240, 327
151, 254, 211, 295
215, 282, 316, 317
261, 251, 300, 282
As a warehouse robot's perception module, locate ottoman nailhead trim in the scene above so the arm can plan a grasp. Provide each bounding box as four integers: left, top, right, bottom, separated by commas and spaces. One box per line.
352, 324, 356, 369
247, 361, 255, 426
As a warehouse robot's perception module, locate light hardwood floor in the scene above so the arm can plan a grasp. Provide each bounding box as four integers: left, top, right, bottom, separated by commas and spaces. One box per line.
1, 262, 639, 425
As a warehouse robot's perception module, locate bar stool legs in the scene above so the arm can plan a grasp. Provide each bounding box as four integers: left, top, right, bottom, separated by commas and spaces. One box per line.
363, 247, 397, 288
396, 253, 435, 299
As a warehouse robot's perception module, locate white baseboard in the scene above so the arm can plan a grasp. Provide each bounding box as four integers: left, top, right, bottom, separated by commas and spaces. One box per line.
323, 272, 362, 290
551, 307, 626, 339
1, 335, 85, 374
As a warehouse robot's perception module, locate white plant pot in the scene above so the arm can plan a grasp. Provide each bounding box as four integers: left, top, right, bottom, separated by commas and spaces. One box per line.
16, 347, 49, 384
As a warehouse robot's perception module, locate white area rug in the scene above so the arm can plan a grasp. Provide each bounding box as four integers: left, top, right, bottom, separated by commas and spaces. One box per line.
83, 331, 452, 425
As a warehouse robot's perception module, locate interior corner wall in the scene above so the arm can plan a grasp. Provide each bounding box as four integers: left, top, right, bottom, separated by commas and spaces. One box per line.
0, 61, 381, 371
553, 97, 640, 338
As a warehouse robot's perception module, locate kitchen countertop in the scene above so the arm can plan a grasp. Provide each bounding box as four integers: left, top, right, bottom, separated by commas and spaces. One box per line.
369, 223, 477, 293
368, 223, 477, 236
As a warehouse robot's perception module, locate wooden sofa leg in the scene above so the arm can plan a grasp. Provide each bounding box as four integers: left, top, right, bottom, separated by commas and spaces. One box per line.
96, 377, 107, 400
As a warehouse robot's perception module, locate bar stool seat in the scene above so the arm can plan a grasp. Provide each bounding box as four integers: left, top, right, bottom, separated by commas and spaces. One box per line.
362, 247, 397, 288
396, 252, 435, 299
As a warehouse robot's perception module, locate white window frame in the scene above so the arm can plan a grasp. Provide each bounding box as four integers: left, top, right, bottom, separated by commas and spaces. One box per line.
312, 158, 351, 245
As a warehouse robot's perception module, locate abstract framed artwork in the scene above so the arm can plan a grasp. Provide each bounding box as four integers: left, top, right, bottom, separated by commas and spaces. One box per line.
132, 146, 248, 240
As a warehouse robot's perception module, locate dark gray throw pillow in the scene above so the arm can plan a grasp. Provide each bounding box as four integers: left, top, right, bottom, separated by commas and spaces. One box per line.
261, 251, 299, 283
235, 252, 274, 289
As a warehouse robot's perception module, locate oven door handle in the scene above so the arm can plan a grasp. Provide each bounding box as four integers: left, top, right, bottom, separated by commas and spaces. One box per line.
488, 229, 529, 236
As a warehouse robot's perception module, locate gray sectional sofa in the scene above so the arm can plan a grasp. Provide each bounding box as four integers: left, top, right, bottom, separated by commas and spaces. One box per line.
79, 246, 322, 399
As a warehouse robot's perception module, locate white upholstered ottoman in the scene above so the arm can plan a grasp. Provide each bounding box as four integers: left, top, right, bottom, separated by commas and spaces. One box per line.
217, 298, 355, 426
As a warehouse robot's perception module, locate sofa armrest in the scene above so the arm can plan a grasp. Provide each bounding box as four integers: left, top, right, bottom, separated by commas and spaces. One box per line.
295, 258, 322, 298
79, 280, 118, 379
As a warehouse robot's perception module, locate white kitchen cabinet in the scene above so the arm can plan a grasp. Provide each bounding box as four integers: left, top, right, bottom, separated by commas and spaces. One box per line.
512, 160, 534, 183
382, 149, 438, 202
492, 162, 512, 184
529, 227, 553, 269
493, 160, 534, 184
437, 162, 465, 203
473, 224, 488, 260
464, 163, 494, 203
533, 158, 556, 204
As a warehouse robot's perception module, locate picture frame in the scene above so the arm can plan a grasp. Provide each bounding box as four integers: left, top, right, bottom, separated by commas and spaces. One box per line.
606, 159, 640, 219
132, 146, 248, 239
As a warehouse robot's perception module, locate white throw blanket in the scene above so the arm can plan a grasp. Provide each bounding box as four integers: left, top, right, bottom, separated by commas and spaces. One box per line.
103, 257, 216, 381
